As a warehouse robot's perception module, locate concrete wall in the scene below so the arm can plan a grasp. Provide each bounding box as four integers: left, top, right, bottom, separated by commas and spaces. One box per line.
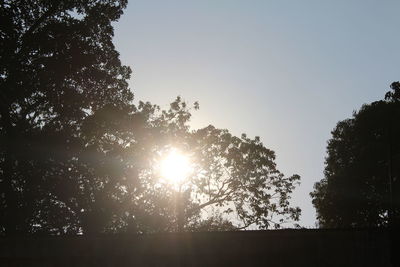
0, 229, 394, 267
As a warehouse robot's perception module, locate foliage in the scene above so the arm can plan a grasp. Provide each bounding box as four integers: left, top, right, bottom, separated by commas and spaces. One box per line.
127, 98, 301, 232
0, 1, 301, 235
385, 81, 400, 102
0, 0, 131, 235
311, 83, 400, 228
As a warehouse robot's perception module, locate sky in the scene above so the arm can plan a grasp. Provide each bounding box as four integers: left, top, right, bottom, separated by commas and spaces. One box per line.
113, 0, 400, 227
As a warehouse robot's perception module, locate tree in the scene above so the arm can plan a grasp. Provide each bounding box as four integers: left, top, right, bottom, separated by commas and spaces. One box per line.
125, 98, 301, 232
311, 83, 400, 228
0, 0, 132, 235
1, 1, 301, 235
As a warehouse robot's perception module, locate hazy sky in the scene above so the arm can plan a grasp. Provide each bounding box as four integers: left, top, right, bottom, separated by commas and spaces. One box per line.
113, 0, 400, 227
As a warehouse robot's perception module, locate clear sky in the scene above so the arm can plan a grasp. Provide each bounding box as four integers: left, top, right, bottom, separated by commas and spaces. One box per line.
113, 0, 400, 227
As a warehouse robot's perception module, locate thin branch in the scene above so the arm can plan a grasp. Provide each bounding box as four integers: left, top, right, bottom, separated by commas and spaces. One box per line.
187, 188, 234, 217
235, 219, 257, 230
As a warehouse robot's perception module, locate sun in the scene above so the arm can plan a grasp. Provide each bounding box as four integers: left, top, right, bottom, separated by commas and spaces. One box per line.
160, 149, 192, 185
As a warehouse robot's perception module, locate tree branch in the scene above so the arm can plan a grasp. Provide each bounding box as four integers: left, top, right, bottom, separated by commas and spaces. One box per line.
22, 2, 61, 40
187, 188, 234, 218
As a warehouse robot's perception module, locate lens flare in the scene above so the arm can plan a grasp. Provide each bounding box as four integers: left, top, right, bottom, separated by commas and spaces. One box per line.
160, 149, 192, 185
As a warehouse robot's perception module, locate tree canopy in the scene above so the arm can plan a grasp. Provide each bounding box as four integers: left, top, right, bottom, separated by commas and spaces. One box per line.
0, 0, 301, 235
122, 99, 301, 233
1, 0, 132, 235
311, 82, 400, 228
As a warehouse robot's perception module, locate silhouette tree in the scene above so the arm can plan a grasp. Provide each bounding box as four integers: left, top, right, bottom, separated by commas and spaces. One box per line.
0, 0, 132, 235
0, 1, 301, 235
124, 98, 301, 232
311, 83, 400, 228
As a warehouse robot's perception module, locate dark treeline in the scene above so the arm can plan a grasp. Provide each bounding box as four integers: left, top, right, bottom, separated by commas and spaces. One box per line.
1, 0, 399, 237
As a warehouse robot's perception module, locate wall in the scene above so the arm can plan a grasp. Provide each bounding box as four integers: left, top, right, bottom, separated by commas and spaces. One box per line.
0, 229, 394, 267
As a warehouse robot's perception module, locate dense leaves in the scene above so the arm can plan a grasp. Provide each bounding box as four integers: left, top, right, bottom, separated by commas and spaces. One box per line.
0, 0, 131, 235
311, 83, 400, 228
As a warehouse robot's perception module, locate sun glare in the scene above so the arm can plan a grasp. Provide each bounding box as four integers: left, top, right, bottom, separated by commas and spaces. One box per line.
160, 149, 192, 185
